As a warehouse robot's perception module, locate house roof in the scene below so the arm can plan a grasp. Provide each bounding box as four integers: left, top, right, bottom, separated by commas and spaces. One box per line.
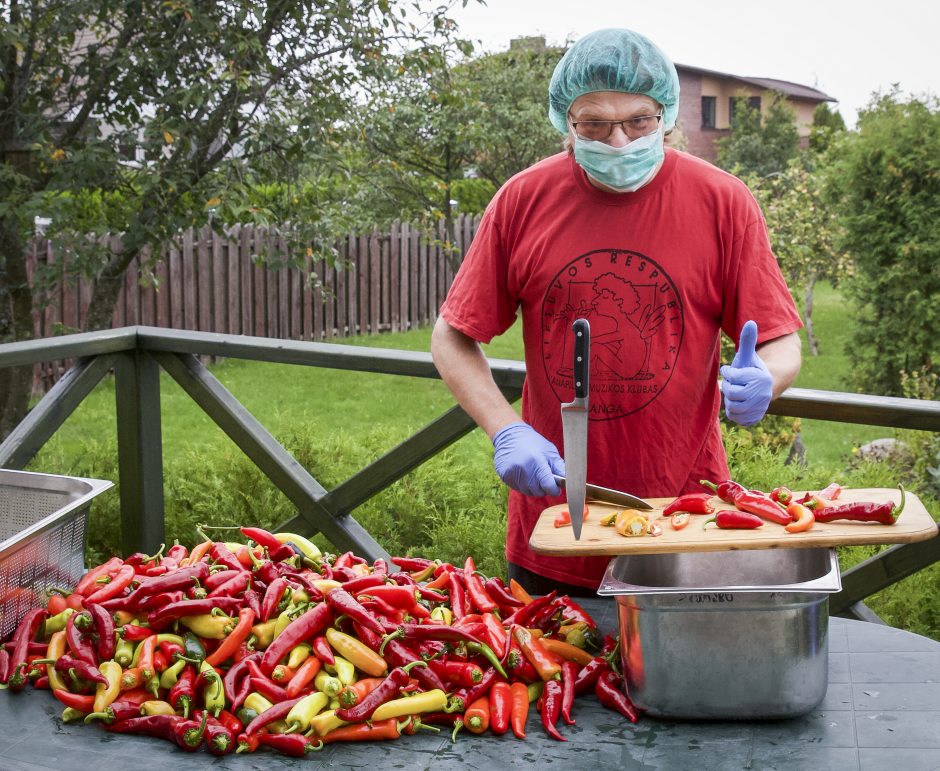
676, 63, 836, 103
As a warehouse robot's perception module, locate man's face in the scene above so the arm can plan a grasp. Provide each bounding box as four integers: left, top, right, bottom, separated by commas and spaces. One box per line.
568, 92, 662, 148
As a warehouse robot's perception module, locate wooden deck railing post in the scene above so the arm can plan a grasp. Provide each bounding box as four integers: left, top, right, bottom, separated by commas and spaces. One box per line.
113, 348, 166, 555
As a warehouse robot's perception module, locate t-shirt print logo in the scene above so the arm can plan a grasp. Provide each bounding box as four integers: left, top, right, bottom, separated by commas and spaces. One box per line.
541, 249, 684, 420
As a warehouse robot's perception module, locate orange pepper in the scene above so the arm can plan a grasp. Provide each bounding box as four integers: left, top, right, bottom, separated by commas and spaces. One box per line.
284, 655, 323, 699
508, 579, 534, 606
538, 637, 595, 666
513, 625, 562, 681
206, 606, 255, 667
464, 696, 490, 735
785, 502, 816, 533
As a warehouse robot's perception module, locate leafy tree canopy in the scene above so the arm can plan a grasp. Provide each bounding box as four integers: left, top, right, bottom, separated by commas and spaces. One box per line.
716, 91, 800, 177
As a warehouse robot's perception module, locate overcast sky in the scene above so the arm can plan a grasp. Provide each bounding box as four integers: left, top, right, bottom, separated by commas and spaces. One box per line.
446, 0, 937, 128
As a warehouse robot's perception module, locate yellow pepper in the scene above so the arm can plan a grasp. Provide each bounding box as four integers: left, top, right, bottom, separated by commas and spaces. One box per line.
112, 610, 137, 627
599, 511, 619, 527
284, 691, 329, 733
93, 660, 123, 713
308, 709, 348, 737
42, 608, 76, 636
45, 630, 68, 692
244, 692, 274, 715
312, 579, 342, 595
325, 628, 387, 677
314, 670, 343, 698
140, 700, 177, 716
273, 532, 321, 560
324, 655, 355, 686
287, 643, 312, 670
180, 613, 233, 640
371, 689, 448, 721
430, 606, 453, 625
272, 608, 293, 639
199, 660, 226, 717
615, 509, 649, 537
251, 619, 277, 649
288, 589, 309, 606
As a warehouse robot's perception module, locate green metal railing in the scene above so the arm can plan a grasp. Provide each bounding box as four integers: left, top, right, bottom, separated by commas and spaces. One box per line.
1, 326, 938, 622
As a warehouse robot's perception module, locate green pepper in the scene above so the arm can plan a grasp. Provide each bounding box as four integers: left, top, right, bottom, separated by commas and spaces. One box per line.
236, 706, 260, 727
182, 632, 206, 665
42, 608, 77, 636
113, 638, 135, 668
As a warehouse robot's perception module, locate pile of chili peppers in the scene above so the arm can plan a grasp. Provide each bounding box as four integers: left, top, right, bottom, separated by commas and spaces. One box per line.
0, 527, 638, 756
698, 479, 905, 532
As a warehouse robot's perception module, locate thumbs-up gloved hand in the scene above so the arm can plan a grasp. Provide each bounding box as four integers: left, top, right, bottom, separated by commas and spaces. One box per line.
720, 320, 774, 426
492, 422, 565, 497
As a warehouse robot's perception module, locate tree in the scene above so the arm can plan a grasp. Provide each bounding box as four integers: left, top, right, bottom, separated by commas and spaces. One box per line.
0, 0, 460, 438
716, 91, 800, 176
808, 102, 846, 154
743, 158, 849, 356
828, 91, 940, 395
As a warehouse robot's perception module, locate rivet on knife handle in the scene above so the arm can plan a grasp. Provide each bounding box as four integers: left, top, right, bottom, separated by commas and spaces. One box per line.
572, 318, 589, 400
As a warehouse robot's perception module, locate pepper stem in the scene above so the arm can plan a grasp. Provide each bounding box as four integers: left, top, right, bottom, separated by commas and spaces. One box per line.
378, 628, 404, 657
699, 479, 719, 492
401, 659, 427, 674
702, 517, 717, 530
450, 719, 464, 742
892, 484, 907, 522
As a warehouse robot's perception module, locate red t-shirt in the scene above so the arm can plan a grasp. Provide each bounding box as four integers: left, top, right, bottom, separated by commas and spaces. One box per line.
440, 148, 803, 588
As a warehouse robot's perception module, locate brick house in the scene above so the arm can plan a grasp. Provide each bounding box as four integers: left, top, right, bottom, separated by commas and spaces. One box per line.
674, 64, 836, 162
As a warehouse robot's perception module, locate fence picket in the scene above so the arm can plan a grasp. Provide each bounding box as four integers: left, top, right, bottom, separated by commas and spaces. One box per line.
26, 218, 479, 389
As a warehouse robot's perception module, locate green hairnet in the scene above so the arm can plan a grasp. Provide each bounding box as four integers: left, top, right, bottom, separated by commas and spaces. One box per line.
548, 28, 680, 134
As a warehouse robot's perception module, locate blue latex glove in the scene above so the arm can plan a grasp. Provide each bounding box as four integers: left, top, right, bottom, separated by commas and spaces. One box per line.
492, 421, 565, 497
720, 320, 774, 426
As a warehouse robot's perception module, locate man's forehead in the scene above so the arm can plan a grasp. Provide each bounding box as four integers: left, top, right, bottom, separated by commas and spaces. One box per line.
569, 91, 660, 116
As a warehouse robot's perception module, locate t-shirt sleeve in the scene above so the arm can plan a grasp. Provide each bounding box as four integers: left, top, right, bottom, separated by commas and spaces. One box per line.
720, 195, 803, 346
438, 200, 520, 344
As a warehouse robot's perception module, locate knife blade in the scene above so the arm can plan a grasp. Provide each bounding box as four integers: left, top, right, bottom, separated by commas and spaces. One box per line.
553, 475, 654, 511
560, 318, 590, 540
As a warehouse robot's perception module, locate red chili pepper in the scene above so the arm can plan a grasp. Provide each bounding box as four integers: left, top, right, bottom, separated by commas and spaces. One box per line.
119, 623, 153, 642
170, 714, 208, 751
0, 648, 9, 684
663, 492, 715, 516
450, 666, 502, 713
84, 564, 136, 605
75, 557, 124, 596
336, 659, 425, 722
502, 590, 557, 628
799, 481, 843, 504
379, 638, 448, 693
446, 572, 468, 619
356, 584, 418, 611
102, 713, 185, 740
479, 612, 508, 659
259, 602, 333, 676
489, 680, 512, 735
325, 588, 385, 635
703, 511, 764, 529
463, 557, 498, 614
573, 656, 611, 696
770, 486, 794, 504
206, 606, 256, 667
244, 694, 306, 735
557, 595, 596, 627
86, 603, 116, 662
700, 478, 747, 503
238, 525, 282, 551
147, 595, 243, 627
131, 563, 210, 604
538, 679, 567, 741
169, 664, 197, 717
595, 670, 639, 723
7, 608, 49, 691
258, 732, 316, 756
483, 576, 523, 610
427, 659, 483, 688
506, 639, 540, 683
202, 715, 235, 756
222, 654, 258, 710
670, 511, 691, 530
733, 490, 791, 525
553, 510, 571, 528
560, 659, 578, 725
333, 551, 356, 570
391, 556, 433, 572
52, 688, 95, 712
813, 485, 905, 525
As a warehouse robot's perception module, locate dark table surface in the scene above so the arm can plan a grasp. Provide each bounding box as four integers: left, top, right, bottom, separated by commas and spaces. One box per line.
0, 598, 938, 771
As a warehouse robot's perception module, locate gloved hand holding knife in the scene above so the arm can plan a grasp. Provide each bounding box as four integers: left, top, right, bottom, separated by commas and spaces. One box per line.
492, 422, 566, 497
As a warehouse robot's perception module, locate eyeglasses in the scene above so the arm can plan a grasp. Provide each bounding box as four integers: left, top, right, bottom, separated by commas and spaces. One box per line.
569, 114, 663, 142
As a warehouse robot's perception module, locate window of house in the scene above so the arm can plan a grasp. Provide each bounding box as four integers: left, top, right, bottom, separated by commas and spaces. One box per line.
729, 95, 763, 127
701, 96, 716, 128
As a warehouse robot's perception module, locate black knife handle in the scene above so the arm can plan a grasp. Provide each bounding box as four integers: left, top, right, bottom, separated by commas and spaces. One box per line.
572, 318, 590, 399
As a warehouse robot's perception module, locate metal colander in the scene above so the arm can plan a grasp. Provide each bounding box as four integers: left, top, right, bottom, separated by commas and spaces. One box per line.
0, 469, 113, 639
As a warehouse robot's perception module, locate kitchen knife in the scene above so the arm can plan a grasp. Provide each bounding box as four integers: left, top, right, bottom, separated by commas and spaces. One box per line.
553, 475, 654, 511
560, 318, 590, 540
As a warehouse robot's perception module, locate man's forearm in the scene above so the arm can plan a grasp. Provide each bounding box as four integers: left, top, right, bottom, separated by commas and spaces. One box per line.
430, 317, 521, 439
757, 331, 802, 399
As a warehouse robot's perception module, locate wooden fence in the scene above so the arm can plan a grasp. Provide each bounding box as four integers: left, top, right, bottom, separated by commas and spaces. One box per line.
26, 216, 481, 388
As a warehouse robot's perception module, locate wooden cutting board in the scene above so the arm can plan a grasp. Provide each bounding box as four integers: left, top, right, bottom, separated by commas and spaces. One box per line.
529, 487, 939, 556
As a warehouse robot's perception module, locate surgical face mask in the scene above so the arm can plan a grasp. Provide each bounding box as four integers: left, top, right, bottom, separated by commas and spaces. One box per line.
572, 123, 665, 192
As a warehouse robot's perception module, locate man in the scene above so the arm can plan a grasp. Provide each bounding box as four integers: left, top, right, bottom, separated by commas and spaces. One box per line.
431, 28, 802, 594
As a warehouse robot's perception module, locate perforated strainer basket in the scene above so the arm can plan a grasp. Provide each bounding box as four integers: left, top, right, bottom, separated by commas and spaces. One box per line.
0, 469, 113, 639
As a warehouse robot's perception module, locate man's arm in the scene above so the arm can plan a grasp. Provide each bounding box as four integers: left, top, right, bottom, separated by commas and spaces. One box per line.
430, 316, 521, 438
757, 330, 802, 400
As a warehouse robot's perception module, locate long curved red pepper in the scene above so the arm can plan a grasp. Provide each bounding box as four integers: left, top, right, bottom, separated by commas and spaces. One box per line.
259, 602, 333, 676
734, 490, 791, 525
595, 670, 638, 723
812, 485, 905, 524
489, 680, 512, 735
464, 557, 498, 614
560, 659, 577, 725
573, 656, 611, 696
700, 478, 747, 503
446, 571, 468, 619
7, 608, 49, 691
336, 660, 425, 722
86, 603, 116, 662
325, 588, 385, 635
538, 679, 567, 741
703, 511, 764, 529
